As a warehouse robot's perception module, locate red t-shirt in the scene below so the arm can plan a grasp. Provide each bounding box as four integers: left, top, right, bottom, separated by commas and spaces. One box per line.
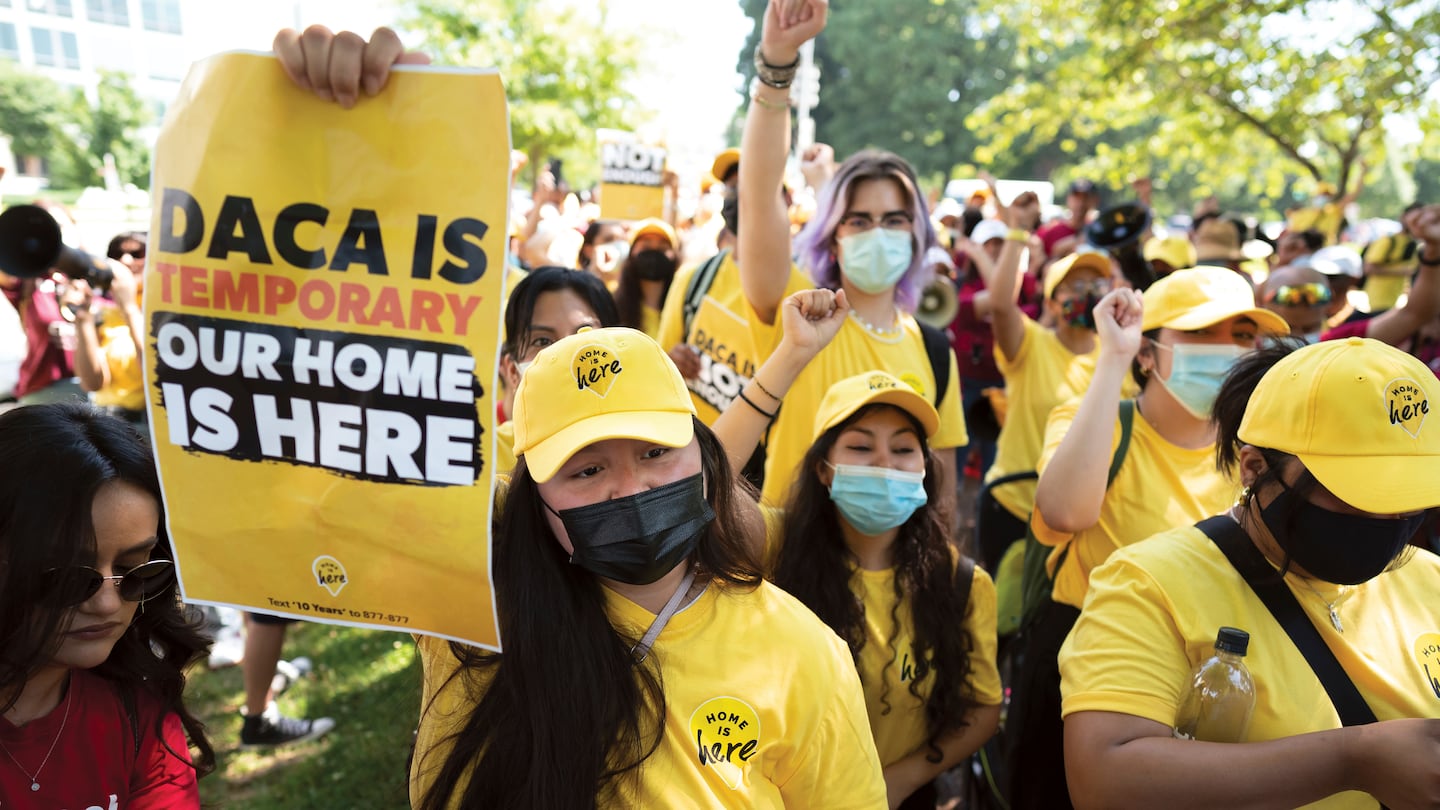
1036, 220, 1079, 258
948, 260, 1041, 383
2, 276, 73, 398
0, 670, 198, 808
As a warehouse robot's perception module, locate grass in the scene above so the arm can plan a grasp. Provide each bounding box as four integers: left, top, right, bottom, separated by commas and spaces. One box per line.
188, 623, 422, 809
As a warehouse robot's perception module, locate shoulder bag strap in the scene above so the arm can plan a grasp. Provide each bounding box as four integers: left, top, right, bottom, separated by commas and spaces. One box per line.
1195, 515, 1378, 727
682, 249, 728, 340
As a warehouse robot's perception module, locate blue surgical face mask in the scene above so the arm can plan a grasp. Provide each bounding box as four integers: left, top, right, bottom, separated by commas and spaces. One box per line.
1153, 342, 1246, 419
838, 229, 914, 294
826, 462, 928, 535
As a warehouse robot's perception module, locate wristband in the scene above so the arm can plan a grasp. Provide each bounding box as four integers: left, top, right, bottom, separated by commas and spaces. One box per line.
753, 45, 799, 89
1005, 228, 1030, 243
1419, 249, 1440, 267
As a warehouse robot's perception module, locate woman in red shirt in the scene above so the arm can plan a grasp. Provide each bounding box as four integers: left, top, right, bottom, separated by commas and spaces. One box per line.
0, 404, 214, 807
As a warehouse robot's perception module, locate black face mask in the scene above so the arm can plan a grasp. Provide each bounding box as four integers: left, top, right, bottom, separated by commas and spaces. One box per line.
629, 249, 677, 282
1260, 478, 1424, 585
721, 189, 739, 237
546, 473, 714, 585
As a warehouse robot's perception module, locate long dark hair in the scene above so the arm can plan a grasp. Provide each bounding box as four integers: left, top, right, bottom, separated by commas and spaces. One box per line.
771, 404, 977, 761
0, 403, 215, 776
502, 266, 619, 361
612, 251, 676, 333
417, 420, 763, 809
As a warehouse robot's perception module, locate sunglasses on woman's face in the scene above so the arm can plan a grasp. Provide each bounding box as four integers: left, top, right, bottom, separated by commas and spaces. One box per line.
43, 560, 176, 607
1266, 282, 1333, 307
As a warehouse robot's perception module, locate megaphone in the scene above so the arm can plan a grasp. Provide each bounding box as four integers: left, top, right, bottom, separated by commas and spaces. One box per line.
0, 205, 114, 290
1085, 202, 1155, 292
916, 274, 959, 329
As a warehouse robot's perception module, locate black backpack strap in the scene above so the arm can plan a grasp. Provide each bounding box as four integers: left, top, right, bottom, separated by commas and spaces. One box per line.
1107, 399, 1135, 487
682, 249, 729, 340
1195, 515, 1378, 727
917, 320, 951, 409
954, 553, 976, 612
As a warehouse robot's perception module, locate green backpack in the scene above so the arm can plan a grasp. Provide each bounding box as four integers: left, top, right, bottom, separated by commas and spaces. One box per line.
1015, 399, 1135, 630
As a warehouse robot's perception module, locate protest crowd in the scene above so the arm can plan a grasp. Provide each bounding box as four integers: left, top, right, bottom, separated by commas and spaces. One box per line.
2, 0, 1440, 807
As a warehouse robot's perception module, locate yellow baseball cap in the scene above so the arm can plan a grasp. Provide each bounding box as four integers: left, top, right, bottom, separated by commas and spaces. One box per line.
1238, 338, 1440, 514
1140, 265, 1288, 334
1143, 234, 1198, 270
814, 371, 940, 441
629, 217, 677, 250
1043, 250, 1111, 300
710, 148, 740, 184
513, 327, 696, 483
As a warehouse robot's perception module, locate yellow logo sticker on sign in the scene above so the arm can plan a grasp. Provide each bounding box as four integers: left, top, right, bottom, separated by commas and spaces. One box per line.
145, 52, 508, 650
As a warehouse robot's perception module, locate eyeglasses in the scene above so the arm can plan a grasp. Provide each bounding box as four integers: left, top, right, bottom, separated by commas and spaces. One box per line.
1266, 283, 1332, 307
1055, 278, 1112, 297
839, 212, 914, 233
43, 560, 175, 607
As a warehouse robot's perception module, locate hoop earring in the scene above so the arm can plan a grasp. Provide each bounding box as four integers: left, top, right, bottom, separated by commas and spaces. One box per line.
1236, 485, 1252, 507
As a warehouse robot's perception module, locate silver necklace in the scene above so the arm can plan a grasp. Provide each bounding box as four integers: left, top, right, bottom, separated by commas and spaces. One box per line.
0, 683, 72, 792
1229, 505, 1349, 632
848, 308, 903, 340
1294, 576, 1351, 633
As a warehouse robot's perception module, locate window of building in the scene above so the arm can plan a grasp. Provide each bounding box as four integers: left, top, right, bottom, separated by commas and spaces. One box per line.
29, 27, 79, 68
59, 30, 78, 68
27, 0, 74, 16
85, 0, 128, 25
31, 26, 56, 65
141, 0, 181, 34
0, 23, 18, 61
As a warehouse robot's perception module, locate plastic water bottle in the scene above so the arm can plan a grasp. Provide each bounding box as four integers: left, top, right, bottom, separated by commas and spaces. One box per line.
1174, 627, 1256, 743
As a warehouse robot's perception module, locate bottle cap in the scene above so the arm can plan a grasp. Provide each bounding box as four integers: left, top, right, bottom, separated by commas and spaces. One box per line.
1215, 627, 1250, 655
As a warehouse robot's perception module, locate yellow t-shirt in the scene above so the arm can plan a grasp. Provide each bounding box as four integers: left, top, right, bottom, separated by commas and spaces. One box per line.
1031, 400, 1238, 609
92, 307, 144, 410
1287, 203, 1345, 245
984, 316, 1134, 521
760, 315, 967, 505
855, 564, 1004, 767
410, 580, 887, 809
656, 253, 810, 425
1062, 524, 1440, 809
492, 419, 515, 475
639, 304, 662, 341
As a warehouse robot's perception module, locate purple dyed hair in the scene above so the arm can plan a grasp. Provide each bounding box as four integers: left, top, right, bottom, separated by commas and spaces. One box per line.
794, 149, 939, 313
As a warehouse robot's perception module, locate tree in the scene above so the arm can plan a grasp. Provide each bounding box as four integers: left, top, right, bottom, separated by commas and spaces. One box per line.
0, 62, 70, 166
967, 0, 1440, 217
85, 70, 153, 188
734, 0, 1020, 184
405, 0, 644, 189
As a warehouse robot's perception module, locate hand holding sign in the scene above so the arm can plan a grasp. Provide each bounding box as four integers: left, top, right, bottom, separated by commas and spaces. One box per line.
272, 25, 431, 106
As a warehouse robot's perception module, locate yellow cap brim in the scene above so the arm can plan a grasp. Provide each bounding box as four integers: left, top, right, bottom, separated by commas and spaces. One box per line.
522, 410, 694, 484
817, 388, 940, 440
1143, 303, 1289, 335
1301, 452, 1440, 514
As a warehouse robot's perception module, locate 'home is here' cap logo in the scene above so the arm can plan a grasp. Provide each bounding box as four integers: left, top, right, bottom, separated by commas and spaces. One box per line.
1386, 377, 1430, 439
573, 344, 623, 398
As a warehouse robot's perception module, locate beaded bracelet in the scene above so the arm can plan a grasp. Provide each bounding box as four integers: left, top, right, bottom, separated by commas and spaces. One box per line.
750, 92, 789, 111
753, 45, 799, 89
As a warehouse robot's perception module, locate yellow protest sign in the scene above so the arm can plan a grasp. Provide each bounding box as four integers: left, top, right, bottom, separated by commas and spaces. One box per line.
145, 52, 506, 651
599, 129, 667, 220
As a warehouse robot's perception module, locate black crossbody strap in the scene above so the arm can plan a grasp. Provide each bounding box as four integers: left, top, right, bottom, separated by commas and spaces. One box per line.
1196, 515, 1378, 727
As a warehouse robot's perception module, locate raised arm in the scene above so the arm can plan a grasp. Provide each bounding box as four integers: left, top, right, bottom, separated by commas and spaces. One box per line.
1033, 288, 1143, 534
988, 192, 1040, 360
1360, 204, 1440, 347
738, 0, 828, 324
711, 288, 848, 474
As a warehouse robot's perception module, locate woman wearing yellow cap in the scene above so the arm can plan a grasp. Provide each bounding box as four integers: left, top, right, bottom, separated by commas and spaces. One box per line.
1062, 338, 1440, 808
709, 322, 1002, 809
1007, 265, 1289, 809
737, 0, 968, 507
408, 293, 894, 808
978, 190, 1128, 572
